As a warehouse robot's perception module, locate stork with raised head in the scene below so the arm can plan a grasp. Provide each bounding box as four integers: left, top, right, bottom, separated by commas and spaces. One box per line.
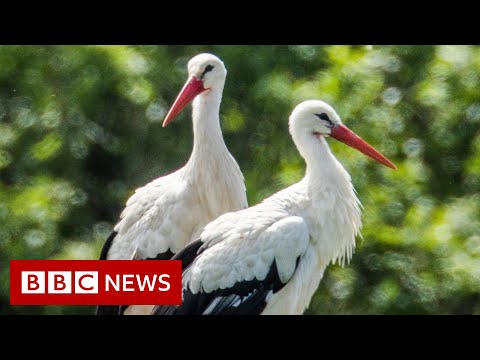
96, 53, 247, 315
152, 100, 396, 315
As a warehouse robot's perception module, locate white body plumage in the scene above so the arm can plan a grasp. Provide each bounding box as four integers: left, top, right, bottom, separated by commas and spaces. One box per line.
97, 54, 247, 316
153, 100, 395, 315
106, 53, 247, 261
185, 137, 361, 314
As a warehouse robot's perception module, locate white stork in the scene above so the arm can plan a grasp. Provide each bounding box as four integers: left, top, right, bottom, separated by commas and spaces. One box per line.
96, 53, 247, 315
152, 100, 396, 315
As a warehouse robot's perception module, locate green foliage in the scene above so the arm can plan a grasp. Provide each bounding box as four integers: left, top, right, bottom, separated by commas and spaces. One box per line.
0, 45, 479, 315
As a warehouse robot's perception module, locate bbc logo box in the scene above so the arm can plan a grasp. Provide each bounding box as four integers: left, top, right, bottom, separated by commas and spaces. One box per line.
21, 271, 98, 294
10, 260, 182, 306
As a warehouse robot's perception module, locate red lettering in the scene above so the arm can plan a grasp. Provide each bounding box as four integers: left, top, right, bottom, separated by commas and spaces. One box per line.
27, 274, 39, 291
54, 274, 66, 291
79, 274, 94, 291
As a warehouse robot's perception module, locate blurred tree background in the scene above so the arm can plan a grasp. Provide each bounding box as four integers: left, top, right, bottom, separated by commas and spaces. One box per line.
0, 45, 479, 315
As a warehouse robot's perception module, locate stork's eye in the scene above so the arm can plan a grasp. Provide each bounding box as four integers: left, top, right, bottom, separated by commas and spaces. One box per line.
316, 113, 333, 126
317, 113, 330, 121
200, 65, 215, 79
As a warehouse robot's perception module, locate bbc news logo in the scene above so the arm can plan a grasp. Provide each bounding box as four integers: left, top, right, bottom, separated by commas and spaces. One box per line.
22, 271, 99, 294
10, 260, 182, 305
21, 271, 171, 294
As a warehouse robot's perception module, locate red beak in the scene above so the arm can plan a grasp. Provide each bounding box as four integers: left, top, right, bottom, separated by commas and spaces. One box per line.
330, 124, 397, 169
162, 77, 207, 127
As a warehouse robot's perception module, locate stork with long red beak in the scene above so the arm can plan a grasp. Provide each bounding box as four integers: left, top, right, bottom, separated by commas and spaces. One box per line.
153, 100, 396, 315
96, 54, 247, 315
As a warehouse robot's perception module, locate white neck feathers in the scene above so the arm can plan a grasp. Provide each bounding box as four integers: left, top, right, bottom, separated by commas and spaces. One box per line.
189, 87, 228, 163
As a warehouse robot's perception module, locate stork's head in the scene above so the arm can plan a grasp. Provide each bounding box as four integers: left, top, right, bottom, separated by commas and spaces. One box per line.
163, 53, 227, 127
289, 100, 396, 169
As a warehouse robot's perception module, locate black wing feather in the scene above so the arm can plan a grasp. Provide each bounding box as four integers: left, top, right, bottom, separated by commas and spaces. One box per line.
153, 258, 299, 315
170, 239, 204, 270
145, 249, 175, 261
99, 231, 117, 260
